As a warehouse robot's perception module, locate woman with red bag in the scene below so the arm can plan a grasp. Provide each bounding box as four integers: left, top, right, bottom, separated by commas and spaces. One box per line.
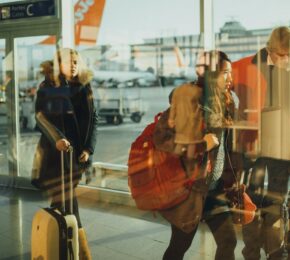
154, 51, 248, 260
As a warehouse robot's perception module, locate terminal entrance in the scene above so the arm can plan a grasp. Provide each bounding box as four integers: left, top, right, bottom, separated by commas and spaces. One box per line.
0, 0, 61, 187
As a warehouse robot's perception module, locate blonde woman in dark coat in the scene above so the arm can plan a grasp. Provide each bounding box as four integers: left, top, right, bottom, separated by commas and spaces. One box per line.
32, 48, 97, 260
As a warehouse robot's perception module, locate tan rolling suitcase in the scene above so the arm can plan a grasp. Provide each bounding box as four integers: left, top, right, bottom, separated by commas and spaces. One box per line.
31, 147, 79, 260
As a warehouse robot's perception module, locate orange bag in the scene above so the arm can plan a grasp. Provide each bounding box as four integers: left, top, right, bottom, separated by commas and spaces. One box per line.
128, 114, 196, 211
226, 184, 257, 225
231, 192, 257, 225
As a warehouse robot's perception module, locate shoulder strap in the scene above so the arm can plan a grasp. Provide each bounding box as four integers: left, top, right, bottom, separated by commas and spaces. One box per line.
154, 112, 163, 123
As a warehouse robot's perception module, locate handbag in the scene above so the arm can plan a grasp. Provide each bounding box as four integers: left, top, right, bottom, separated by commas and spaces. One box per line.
230, 192, 257, 225
225, 184, 257, 225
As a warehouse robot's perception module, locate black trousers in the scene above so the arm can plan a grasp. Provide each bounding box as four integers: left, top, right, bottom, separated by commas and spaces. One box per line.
163, 211, 237, 260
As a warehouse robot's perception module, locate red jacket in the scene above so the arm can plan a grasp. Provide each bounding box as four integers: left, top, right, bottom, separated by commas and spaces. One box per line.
232, 54, 267, 123
231, 49, 268, 154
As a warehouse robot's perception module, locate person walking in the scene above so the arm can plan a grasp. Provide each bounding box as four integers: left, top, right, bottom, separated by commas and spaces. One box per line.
232, 26, 290, 260
155, 50, 239, 260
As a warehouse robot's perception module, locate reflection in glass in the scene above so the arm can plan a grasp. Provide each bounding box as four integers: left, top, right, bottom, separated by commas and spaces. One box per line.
0, 0, 26, 3
14, 36, 56, 178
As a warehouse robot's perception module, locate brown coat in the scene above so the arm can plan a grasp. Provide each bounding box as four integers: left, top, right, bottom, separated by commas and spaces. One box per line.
168, 83, 204, 144
153, 108, 206, 156
153, 108, 209, 233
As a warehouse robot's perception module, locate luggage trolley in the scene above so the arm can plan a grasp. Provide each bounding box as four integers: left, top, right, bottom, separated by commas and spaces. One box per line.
94, 84, 144, 125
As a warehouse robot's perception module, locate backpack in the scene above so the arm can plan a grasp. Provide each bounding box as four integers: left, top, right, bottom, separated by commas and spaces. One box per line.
128, 113, 198, 211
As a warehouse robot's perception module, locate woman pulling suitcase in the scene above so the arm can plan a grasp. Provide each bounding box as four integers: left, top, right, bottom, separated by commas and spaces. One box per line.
32, 48, 98, 259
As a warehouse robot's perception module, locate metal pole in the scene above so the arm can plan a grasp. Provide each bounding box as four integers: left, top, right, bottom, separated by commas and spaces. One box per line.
200, 0, 215, 51
60, 0, 75, 48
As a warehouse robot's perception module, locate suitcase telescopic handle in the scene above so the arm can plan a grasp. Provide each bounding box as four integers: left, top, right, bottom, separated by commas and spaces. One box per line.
61, 146, 73, 215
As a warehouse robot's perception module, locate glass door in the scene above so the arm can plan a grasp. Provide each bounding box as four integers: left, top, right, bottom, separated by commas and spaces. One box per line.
0, 37, 10, 183
0, 0, 60, 187
14, 35, 56, 183
0, 33, 57, 187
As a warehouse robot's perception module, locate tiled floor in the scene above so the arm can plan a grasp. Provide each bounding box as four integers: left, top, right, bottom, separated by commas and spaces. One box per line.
0, 187, 253, 260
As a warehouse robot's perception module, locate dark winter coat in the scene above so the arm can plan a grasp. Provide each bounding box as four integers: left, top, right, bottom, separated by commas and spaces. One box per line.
31, 78, 98, 190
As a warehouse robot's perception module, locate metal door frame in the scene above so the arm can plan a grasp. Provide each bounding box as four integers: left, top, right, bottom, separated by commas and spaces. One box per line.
0, 3, 61, 187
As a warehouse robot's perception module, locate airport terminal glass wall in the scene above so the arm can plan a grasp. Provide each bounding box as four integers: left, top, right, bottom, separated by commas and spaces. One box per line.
0, 0, 290, 259
76, 0, 289, 192
76, 0, 201, 190
0, 1, 288, 193
0, 0, 289, 259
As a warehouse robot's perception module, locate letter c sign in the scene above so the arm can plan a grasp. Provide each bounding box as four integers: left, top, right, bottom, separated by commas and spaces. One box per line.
26, 4, 34, 16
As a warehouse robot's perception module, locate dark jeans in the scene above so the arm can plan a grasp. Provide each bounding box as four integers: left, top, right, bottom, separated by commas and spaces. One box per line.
242, 157, 290, 260
163, 212, 237, 260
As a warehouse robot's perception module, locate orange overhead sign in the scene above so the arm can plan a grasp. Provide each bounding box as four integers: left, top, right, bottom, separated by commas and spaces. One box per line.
41, 0, 106, 46
75, 0, 106, 45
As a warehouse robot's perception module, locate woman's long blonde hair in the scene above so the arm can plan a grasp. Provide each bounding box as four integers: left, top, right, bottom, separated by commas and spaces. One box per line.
53, 48, 93, 86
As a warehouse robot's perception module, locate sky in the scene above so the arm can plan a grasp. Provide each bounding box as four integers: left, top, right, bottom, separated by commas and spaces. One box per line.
1, 0, 289, 45
97, 0, 290, 44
